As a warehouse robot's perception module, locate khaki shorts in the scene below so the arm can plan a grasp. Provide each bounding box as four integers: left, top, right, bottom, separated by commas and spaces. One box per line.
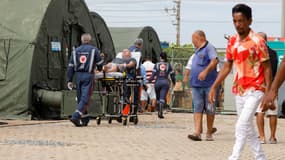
140, 84, 156, 101
256, 99, 278, 116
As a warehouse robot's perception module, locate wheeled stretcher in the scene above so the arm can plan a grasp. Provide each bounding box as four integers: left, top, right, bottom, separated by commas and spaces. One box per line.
94, 51, 143, 125
94, 72, 125, 125
94, 72, 144, 125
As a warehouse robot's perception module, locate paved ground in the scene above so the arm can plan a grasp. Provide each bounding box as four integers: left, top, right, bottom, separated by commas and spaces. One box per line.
0, 112, 285, 160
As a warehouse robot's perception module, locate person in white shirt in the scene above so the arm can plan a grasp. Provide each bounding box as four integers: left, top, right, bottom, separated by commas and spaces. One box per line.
140, 57, 156, 112
183, 54, 195, 85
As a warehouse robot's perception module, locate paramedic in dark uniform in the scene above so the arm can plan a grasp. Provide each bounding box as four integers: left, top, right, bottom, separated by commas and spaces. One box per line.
118, 49, 138, 121
67, 33, 103, 127
149, 52, 176, 118
128, 38, 143, 52
128, 38, 144, 113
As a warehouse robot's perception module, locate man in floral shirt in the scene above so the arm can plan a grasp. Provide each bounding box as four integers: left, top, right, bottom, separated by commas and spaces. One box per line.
208, 4, 272, 160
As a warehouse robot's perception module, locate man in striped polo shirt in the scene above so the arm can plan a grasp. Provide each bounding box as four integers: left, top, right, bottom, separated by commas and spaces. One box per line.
140, 57, 157, 112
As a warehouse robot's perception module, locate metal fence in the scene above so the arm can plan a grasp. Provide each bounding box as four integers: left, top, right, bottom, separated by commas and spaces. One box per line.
168, 47, 285, 116
167, 47, 227, 113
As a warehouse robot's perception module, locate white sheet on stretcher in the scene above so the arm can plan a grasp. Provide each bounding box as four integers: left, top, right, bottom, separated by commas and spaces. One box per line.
95, 72, 123, 79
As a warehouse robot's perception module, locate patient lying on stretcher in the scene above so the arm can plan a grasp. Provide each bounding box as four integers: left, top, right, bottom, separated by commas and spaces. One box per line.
102, 58, 125, 73
94, 60, 123, 79
95, 49, 137, 79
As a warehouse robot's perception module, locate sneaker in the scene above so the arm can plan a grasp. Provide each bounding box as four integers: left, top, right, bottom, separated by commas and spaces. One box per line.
187, 134, 202, 141
211, 127, 217, 134
205, 134, 214, 141
269, 138, 277, 144
70, 118, 82, 127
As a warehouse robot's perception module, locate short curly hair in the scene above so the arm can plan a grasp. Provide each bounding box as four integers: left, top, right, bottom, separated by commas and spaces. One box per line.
232, 3, 252, 20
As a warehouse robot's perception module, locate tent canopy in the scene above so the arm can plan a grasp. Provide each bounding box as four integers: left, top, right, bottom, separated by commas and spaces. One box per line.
0, 0, 113, 119
89, 12, 116, 61
0, 0, 53, 119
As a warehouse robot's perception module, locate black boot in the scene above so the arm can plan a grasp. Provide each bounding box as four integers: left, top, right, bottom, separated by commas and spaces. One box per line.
70, 112, 82, 127
158, 103, 164, 119
81, 116, 90, 126
81, 113, 90, 126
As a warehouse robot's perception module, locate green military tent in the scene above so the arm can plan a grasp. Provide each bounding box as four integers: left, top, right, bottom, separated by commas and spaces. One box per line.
110, 26, 162, 63
0, 0, 114, 119
89, 12, 116, 61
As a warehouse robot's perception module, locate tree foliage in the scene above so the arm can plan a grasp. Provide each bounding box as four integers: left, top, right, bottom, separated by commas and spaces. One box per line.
162, 43, 195, 68
162, 43, 226, 63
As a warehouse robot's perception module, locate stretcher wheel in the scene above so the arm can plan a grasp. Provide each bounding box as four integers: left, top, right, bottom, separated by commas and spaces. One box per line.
108, 118, 112, 124
96, 117, 101, 125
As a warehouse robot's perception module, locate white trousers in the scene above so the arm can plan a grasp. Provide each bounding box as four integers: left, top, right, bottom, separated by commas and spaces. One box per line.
229, 90, 266, 160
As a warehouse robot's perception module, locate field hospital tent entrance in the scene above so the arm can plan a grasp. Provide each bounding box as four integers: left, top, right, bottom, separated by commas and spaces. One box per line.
110, 26, 162, 63
0, 0, 114, 119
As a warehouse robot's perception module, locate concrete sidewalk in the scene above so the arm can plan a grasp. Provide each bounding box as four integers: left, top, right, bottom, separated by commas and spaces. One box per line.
0, 112, 285, 160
